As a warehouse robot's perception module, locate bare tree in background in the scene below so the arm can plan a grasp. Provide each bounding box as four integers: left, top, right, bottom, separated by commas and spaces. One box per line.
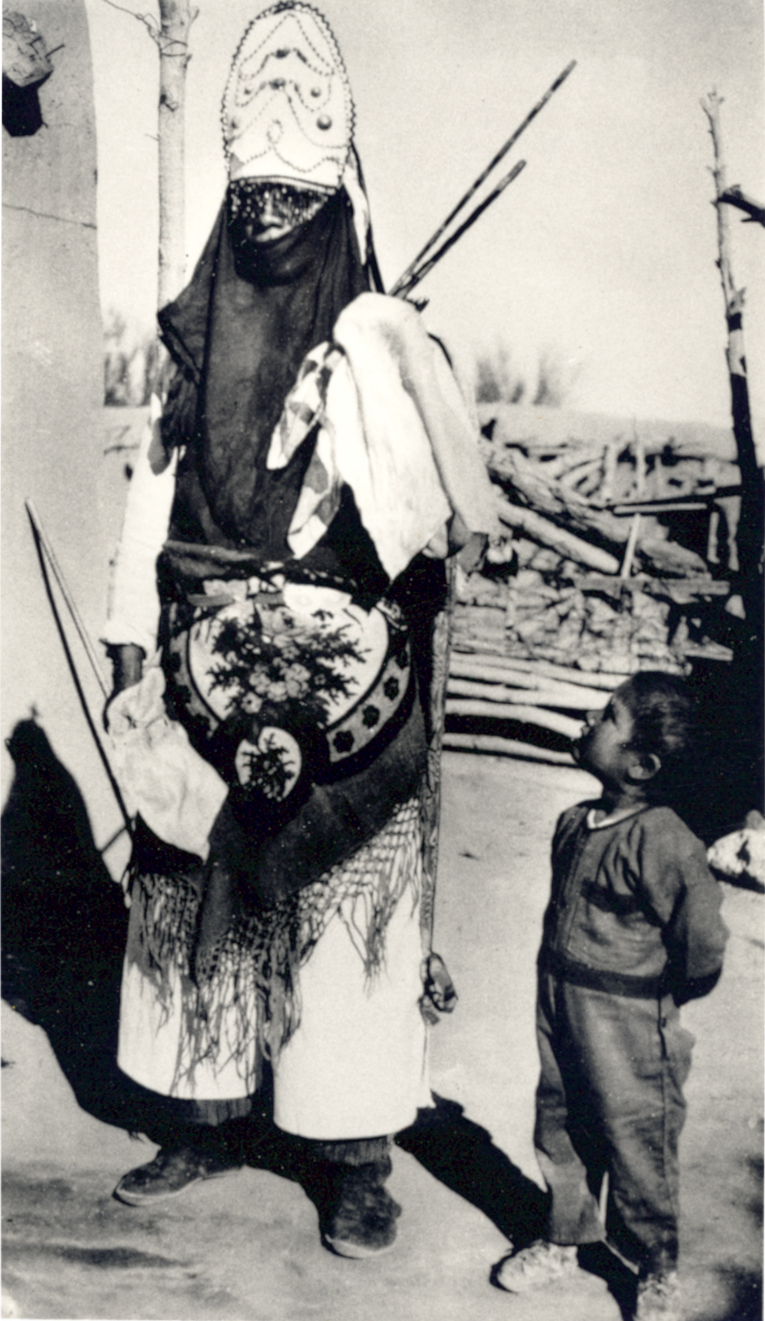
104, 310, 161, 405
701, 90, 764, 633
156, 0, 195, 307
475, 343, 577, 409
475, 345, 526, 405
701, 89, 764, 820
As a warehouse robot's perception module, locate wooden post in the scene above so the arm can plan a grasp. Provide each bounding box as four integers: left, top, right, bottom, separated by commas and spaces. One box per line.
157, 0, 195, 308
701, 91, 764, 632
101, 0, 195, 308
701, 90, 764, 821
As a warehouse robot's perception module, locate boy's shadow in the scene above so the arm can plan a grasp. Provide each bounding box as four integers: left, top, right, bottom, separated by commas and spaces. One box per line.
576, 1243, 640, 1320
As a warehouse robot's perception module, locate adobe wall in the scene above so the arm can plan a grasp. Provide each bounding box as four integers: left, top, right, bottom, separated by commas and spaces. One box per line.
2, 1, 124, 866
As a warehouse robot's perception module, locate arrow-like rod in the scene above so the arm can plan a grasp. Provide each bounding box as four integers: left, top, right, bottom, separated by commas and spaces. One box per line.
389, 59, 576, 298
25, 499, 134, 837
395, 159, 526, 299
26, 499, 109, 697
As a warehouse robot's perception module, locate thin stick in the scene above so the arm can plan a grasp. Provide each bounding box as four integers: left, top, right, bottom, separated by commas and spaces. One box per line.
607, 486, 741, 511
420, 559, 456, 950
448, 676, 611, 711
445, 698, 580, 738
443, 731, 574, 766
451, 651, 629, 688
26, 500, 108, 697
26, 507, 133, 836
390, 60, 576, 297
620, 512, 642, 579
396, 160, 527, 298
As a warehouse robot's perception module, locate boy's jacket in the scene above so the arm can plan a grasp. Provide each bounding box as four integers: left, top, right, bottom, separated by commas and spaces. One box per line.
539, 803, 728, 1002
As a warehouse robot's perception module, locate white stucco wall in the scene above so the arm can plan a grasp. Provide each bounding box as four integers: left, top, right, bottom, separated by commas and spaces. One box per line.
2, 1, 126, 870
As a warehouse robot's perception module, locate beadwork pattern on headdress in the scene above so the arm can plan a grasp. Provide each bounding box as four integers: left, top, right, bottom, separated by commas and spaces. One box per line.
222, 2, 354, 190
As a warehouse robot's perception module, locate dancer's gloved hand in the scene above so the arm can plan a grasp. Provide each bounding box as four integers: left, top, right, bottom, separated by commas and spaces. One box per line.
420, 951, 458, 1025
103, 643, 145, 730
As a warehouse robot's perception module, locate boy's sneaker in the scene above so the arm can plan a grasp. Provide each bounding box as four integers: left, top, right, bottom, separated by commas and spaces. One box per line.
635, 1270, 682, 1320
495, 1240, 579, 1293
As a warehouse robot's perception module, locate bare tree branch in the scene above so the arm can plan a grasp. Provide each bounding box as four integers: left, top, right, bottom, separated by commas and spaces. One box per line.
701, 91, 739, 312
100, 0, 160, 43
717, 186, 765, 229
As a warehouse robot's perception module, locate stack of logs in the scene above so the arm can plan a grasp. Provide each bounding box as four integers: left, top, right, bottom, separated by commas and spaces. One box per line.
446, 405, 740, 763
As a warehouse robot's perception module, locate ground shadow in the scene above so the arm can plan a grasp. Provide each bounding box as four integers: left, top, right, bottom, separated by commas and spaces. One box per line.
686, 636, 764, 846
395, 1092, 548, 1246
2, 723, 550, 1250
1, 718, 148, 1132
715, 1265, 763, 1321
135, 1090, 551, 1262
576, 1242, 640, 1320
145, 1088, 548, 1242
397, 1099, 643, 1318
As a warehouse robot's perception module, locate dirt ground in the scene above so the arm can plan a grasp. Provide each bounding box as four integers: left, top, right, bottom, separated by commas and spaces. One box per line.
2, 752, 762, 1321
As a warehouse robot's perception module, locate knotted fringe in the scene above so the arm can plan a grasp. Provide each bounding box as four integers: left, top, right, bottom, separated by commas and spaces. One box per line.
130, 796, 422, 1095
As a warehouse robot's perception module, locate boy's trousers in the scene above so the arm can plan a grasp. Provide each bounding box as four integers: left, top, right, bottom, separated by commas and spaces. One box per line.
534, 970, 694, 1274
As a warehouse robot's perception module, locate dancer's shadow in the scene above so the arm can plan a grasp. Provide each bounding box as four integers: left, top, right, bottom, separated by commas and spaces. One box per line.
1, 718, 149, 1132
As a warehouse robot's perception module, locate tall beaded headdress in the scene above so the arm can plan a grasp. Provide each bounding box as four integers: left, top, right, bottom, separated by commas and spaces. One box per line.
222, 2, 354, 192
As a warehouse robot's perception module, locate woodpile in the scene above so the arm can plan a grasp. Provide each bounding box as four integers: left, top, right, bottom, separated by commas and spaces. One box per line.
446, 406, 741, 763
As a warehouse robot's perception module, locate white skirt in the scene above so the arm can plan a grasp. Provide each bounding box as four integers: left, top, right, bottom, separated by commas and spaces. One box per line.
118, 804, 432, 1139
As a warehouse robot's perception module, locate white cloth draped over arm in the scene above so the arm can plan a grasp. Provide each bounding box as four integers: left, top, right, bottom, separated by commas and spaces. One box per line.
333, 293, 498, 563
101, 398, 227, 858
102, 396, 177, 657
267, 292, 499, 582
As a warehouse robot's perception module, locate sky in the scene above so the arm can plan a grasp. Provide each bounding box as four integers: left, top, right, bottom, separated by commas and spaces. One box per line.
84, 0, 765, 432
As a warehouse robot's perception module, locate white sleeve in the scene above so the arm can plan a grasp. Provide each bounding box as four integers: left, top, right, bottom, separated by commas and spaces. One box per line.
102, 396, 177, 657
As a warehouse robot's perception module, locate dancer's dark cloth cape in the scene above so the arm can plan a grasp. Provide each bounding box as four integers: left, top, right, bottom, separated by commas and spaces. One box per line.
131, 187, 435, 947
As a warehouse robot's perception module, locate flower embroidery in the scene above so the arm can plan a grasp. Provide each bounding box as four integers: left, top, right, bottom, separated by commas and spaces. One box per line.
208, 598, 364, 733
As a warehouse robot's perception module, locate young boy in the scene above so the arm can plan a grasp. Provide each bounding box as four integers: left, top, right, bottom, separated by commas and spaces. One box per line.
496, 672, 728, 1320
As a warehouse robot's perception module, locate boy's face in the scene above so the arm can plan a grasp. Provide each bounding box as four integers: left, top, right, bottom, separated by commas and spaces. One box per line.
572, 685, 639, 791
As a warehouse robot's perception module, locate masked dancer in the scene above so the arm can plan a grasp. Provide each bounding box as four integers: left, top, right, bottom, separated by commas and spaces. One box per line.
103, 0, 496, 1258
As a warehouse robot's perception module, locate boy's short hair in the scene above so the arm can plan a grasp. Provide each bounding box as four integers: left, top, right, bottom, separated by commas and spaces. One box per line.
620, 671, 698, 800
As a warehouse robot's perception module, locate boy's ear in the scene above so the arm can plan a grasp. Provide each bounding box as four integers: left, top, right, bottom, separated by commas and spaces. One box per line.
627, 751, 661, 783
